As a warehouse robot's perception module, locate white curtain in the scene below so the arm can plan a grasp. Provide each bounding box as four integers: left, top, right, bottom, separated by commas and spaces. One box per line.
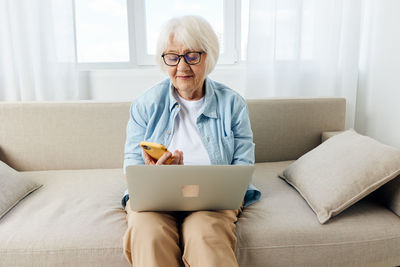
246, 0, 364, 128
0, 0, 78, 101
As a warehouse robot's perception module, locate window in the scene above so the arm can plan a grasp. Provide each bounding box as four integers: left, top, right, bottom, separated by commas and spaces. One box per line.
74, 0, 130, 63
74, 0, 246, 69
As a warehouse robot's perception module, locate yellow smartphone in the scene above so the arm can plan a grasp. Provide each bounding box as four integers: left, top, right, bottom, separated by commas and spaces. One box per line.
139, 141, 174, 164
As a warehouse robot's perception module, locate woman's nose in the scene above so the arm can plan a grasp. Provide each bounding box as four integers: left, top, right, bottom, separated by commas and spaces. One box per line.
177, 57, 190, 71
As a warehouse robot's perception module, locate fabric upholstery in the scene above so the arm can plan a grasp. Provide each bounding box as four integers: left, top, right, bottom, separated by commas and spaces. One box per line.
2, 99, 399, 267
280, 130, 400, 223
0, 161, 42, 219
0, 98, 345, 171
0, 102, 131, 171
237, 162, 400, 267
322, 130, 400, 219
321, 130, 344, 142
247, 98, 345, 163
0, 169, 130, 267
1, 165, 399, 267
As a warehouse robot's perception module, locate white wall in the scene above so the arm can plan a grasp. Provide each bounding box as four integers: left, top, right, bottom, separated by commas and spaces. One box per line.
355, 0, 400, 148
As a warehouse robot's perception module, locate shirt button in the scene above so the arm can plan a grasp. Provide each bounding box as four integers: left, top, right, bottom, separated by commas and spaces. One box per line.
167, 130, 171, 135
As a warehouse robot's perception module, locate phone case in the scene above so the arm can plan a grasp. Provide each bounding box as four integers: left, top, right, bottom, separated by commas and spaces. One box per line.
139, 141, 174, 164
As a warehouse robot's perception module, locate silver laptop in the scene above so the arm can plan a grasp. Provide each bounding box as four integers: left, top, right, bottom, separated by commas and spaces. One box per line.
125, 165, 254, 211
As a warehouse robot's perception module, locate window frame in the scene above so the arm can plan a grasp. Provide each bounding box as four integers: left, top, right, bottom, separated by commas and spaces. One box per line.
75, 0, 242, 70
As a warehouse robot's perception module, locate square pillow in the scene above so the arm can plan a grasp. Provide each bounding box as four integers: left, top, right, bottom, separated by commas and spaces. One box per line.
0, 160, 42, 220
322, 131, 400, 218
279, 129, 400, 224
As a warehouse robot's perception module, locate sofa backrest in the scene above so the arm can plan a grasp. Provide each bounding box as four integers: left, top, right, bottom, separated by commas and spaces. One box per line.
247, 98, 345, 163
0, 98, 345, 171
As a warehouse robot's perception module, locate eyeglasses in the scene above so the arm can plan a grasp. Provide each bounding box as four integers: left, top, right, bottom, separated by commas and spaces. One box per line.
161, 51, 204, 66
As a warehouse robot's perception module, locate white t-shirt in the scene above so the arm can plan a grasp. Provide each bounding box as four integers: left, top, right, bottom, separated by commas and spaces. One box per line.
167, 90, 211, 165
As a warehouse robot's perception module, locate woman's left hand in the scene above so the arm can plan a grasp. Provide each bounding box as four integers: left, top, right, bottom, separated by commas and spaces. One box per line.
163, 150, 184, 165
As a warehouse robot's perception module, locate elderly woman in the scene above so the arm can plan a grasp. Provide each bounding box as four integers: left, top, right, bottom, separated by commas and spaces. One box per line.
121, 16, 260, 267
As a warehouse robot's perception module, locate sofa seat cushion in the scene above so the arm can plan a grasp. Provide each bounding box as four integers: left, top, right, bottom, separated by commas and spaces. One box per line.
236, 161, 400, 267
1, 164, 400, 267
0, 169, 130, 267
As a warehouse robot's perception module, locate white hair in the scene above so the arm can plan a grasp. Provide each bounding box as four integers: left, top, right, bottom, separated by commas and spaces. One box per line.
155, 16, 220, 75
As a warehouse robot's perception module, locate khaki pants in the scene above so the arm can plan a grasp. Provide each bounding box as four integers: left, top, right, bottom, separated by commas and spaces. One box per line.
123, 199, 242, 267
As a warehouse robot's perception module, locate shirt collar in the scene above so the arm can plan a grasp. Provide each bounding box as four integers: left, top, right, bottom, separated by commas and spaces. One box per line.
168, 77, 218, 119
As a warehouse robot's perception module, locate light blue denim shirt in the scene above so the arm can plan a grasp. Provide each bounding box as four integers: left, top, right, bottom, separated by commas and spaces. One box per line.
122, 77, 261, 209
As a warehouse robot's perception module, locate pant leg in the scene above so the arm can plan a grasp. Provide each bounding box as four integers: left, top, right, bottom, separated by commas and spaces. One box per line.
123, 199, 182, 267
181, 208, 241, 267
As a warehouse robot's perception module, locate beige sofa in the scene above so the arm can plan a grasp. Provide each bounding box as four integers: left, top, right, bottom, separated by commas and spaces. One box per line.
1, 98, 400, 267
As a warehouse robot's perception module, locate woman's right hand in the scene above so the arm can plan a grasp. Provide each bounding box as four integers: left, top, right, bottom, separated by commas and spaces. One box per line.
143, 149, 184, 165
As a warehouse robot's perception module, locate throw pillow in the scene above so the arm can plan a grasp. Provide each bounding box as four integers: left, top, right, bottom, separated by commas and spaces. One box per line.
322, 131, 400, 218
280, 129, 400, 224
0, 161, 42, 219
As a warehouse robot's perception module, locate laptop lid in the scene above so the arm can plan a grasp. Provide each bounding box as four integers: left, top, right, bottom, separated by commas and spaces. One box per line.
126, 165, 254, 212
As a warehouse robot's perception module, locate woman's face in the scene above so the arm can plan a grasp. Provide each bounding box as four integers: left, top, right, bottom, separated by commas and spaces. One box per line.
164, 40, 207, 100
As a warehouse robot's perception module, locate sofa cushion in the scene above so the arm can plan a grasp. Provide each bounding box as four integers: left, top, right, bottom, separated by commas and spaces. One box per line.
0, 169, 130, 267
0, 161, 42, 219
236, 161, 400, 267
279, 130, 400, 223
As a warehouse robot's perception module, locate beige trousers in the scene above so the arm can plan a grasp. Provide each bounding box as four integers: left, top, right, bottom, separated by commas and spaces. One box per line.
123, 199, 242, 267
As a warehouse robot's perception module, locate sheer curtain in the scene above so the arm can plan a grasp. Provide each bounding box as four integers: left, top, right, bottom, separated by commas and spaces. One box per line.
0, 0, 78, 101
246, 0, 363, 128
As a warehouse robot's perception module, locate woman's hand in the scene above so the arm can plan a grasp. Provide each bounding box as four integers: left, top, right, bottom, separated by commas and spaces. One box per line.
143, 149, 184, 165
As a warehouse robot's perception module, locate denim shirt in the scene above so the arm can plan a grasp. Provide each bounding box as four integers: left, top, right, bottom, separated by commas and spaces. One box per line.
122, 77, 261, 209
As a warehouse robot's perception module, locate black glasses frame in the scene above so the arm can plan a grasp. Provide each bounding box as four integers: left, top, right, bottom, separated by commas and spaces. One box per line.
161, 51, 204, 66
